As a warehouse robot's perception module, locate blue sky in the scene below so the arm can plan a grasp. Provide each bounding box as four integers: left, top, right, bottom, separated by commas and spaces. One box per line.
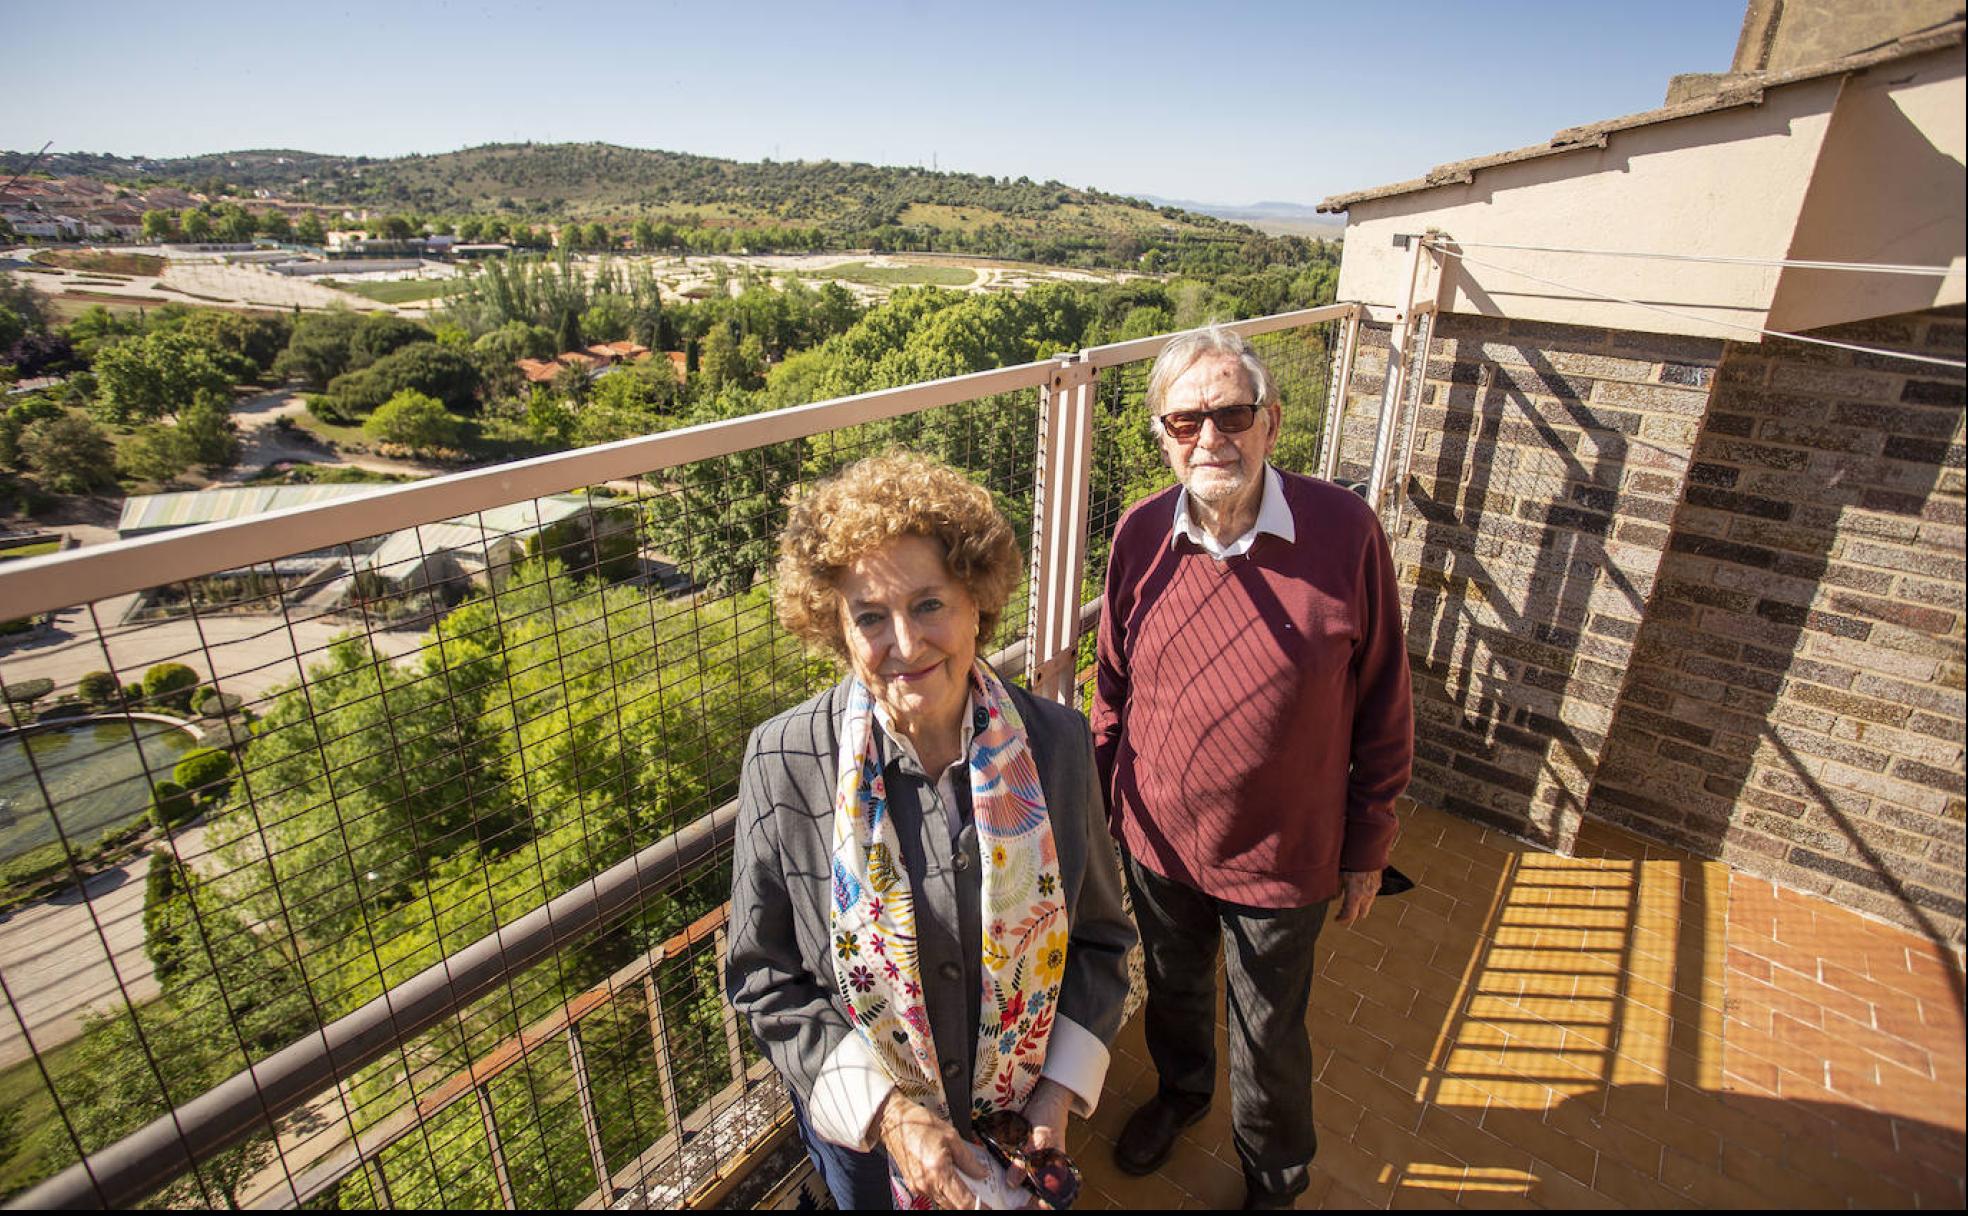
7, 0, 1748, 206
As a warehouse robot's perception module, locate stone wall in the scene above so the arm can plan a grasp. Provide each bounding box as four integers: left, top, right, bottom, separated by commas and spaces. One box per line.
1591, 307, 1965, 943
1342, 306, 1966, 943
1346, 314, 1726, 849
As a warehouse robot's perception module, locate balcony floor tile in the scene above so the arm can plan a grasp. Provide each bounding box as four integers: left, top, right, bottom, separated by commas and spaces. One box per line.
1061, 801, 1967, 1210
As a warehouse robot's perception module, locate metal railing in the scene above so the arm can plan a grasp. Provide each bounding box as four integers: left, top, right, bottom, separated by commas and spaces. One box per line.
0, 303, 1358, 1208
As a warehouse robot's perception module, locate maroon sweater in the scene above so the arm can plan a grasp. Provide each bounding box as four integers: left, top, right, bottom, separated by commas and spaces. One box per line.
1092, 471, 1413, 908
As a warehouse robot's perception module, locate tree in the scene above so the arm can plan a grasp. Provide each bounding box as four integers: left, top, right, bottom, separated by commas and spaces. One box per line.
173, 747, 234, 804
632, 218, 658, 251
78, 670, 121, 705
142, 662, 201, 712
177, 389, 240, 467
295, 212, 327, 246
257, 210, 292, 241
141, 210, 175, 242
274, 309, 364, 386
648, 388, 805, 594
473, 321, 557, 363
582, 222, 609, 252
364, 389, 465, 456
351, 313, 430, 367
91, 329, 233, 425
179, 209, 212, 242
325, 342, 480, 417
19, 414, 114, 492
117, 422, 192, 483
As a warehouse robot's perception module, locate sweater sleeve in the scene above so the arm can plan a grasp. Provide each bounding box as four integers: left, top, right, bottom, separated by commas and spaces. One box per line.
1340, 510, 1413, 873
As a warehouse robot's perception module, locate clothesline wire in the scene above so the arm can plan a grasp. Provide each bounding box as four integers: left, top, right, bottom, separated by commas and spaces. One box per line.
1426, 243, 1968, 370
1434, 239, 1956, 277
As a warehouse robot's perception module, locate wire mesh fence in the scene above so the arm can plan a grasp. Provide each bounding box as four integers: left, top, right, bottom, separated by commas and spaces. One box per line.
0, 308, 1352, 1209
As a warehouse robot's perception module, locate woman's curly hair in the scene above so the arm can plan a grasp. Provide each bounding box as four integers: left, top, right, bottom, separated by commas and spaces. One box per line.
775, 452, 1022, 661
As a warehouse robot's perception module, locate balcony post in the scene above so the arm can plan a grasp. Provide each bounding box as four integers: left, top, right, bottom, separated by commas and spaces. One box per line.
1319, 304, 1364, 481
472, 1083, 517, 1210
1026, 355, 1099, 702
711, 927, 747, 1082
565, 1023, 614, 1198
642, 972, 685, 1128
1368, 236, 1427, 515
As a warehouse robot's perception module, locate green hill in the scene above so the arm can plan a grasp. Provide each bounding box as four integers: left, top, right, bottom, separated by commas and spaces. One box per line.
4, 143, 1262, 264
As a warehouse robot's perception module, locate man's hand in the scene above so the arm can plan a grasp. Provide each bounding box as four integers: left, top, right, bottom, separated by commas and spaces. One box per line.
1335, 869, 1378, 926
876, 1091, 987, 1208
1021, 1077, 1073, 1152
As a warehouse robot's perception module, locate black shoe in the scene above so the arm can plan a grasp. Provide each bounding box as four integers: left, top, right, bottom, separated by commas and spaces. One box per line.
1113, 1093, 1210, 1175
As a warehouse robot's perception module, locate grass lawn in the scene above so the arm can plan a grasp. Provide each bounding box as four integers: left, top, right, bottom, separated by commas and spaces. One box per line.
30, 250, 167, 277
0, 1028, 96, 1198
324, 278, 460, 306
40, 294, 153, 322
801, 261, 977, 288
288, 410, 369, 450
245, 461, 410, 486
0, 540, 59, 561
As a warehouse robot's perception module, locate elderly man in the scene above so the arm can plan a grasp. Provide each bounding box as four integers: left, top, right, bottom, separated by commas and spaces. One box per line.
1092, 327, 1413, 1208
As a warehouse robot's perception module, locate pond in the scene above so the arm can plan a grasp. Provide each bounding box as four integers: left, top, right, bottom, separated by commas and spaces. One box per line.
0, 720, 200, 862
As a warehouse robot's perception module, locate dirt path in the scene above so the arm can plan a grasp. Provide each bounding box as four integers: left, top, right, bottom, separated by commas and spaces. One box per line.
223, 390, 440, 482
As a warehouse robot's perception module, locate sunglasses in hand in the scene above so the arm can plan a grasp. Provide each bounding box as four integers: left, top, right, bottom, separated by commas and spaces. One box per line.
1155, 402, 1261, 441
973, 1109, 1081, 1209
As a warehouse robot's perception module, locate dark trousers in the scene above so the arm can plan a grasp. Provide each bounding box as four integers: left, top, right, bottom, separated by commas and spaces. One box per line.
789, 1088, 893, 1210
1123, 853, 1329, 1201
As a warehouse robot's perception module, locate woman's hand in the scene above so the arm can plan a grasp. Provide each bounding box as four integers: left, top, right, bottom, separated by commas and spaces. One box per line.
877, 1091, 988, 1208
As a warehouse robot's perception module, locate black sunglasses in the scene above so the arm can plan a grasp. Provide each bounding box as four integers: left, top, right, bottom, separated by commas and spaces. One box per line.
1156, 402, 1261, 441
973, 1109, 1082, 1209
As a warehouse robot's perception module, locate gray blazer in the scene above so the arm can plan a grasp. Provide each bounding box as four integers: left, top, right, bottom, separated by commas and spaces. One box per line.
725, 673, 1135, 1139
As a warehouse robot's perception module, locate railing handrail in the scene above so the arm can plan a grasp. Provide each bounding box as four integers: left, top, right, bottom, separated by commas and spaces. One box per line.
11, 797, 742, 1210
1, 304, 1355, 1208
0, 304, 1358, 623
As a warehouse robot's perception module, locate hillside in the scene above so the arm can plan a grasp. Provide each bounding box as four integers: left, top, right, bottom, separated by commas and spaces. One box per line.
3, 142, 1245, 242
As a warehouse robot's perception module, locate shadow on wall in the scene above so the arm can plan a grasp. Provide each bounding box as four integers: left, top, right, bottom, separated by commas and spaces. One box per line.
1586, 309, 1966, 995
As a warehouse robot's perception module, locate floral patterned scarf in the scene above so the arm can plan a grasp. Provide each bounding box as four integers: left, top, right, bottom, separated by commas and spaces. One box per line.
829, 662, 1065, 1208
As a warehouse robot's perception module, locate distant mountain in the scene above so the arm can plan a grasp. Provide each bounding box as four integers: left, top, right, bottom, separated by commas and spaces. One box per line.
1130, 193, 1345, 239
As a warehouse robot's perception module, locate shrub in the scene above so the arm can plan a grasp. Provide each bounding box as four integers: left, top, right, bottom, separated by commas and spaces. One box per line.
78, 670, 120, 705
121, 682, 145, 705
2, 677, 54, 705
362, 389, 464, 457
173, 747, 233, 803
148, 780, 196, 830
141, 663, 200, 713
39, 696, 90, 721
142, 850, 185, 982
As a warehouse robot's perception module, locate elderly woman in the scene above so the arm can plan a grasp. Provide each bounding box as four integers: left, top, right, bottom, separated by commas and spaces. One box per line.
726, 452, 1135, 1209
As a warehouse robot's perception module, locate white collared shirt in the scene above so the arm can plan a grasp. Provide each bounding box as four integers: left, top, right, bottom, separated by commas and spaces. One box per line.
1170, 464, 1296, 559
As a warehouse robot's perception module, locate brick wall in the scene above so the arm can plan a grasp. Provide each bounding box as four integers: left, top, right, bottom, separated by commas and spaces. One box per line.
1590, 307, 1965, 944
1345, 314, 1726, 850
1342, 306, 1966, 943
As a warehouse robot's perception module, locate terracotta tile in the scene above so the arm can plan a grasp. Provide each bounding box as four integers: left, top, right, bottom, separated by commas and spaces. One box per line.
1544, 1087, 1665, 1179
1322, 1052, 1426, 1133
1311, 1125, 1399, 1206
1313, 1079, 1368, 1143
1589, 1153, 1695, 1209
1657, 1145, 1766, 1207
1521, 1160, 1620, 1210
1657, 1081, 1788, 1162
1476, 1106, 1597, 1187
1413, 1105, 1535, 1175
1601, 1083, 1722, 1166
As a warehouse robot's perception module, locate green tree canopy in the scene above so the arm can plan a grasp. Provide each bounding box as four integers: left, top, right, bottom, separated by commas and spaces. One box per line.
363, 389, 465, 456
91, 329, 233, 425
